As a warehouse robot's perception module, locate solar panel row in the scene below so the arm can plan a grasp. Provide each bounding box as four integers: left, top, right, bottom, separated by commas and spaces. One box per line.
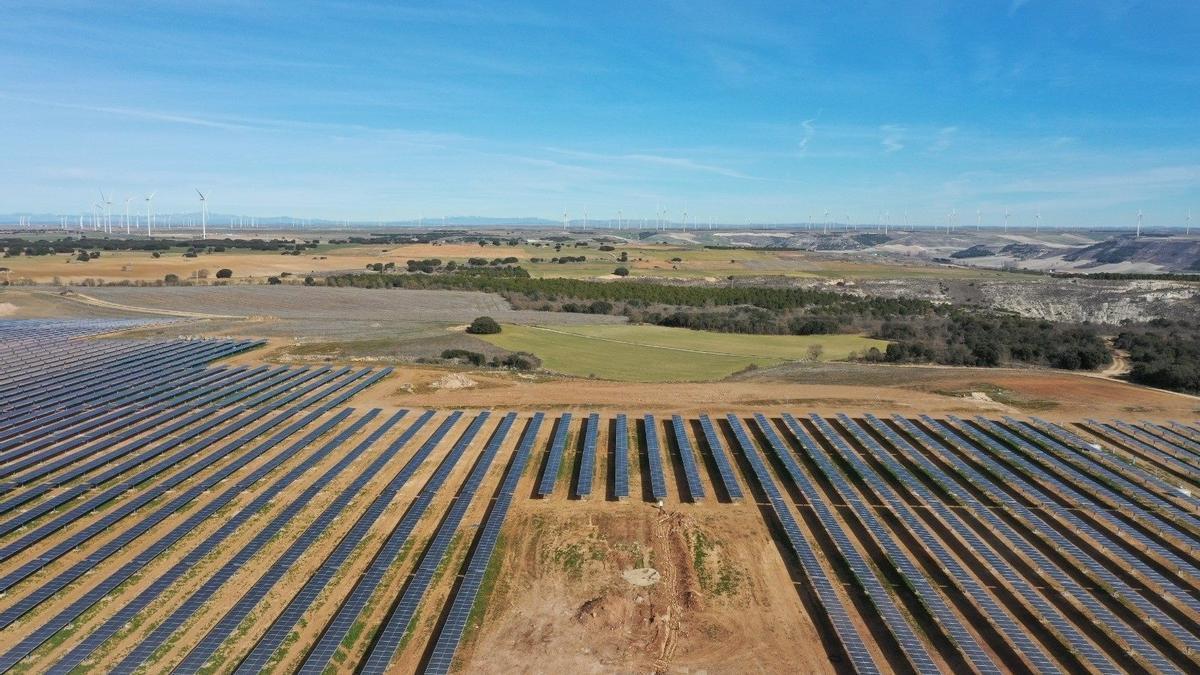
359, 412, 518, 674
0, 407, 362, 670
698, 414, 743, 502
1028, 417, 1200, 515
920, 416, 1165, 673
613, 414, 630, 500
671, 414, 706, 502
575, 412, 598, 498
296, 412, 492, 674
229, 410, 447, 674
844, 414, 1060, 673
963, 418, 1200, 604
537, 413, 572, 496
1011, 418, 1200, 529
160, 410, 416, 673
422, 413, 546, 675
722, 414, 881, 673
643, 414, 668, 500
754, 413, 940, 675
883, 415, 1122, 674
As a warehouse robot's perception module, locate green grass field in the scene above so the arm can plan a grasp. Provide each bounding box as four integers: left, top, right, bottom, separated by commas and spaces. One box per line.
478, 323, 888, 381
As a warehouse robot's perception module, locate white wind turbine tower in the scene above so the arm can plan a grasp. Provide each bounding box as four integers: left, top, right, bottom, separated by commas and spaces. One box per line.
100, 191, 113, 233
562, 211, 568, 232
1136, 209, 1142, 238
124, 197, 133, 235
823, 210, 830, 234
1004, 208, 1010, 233
196, 189, 208, 239
976, 208, 981, 231
145, 192, 156, 236
1035, 209, 1041, 234
1188, 209, 1192, 235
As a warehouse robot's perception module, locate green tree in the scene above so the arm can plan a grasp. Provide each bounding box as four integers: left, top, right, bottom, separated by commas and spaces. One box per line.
466, 316, 501, 334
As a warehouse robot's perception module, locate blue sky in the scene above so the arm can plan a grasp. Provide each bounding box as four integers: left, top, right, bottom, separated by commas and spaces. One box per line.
1, 0, 1197, 226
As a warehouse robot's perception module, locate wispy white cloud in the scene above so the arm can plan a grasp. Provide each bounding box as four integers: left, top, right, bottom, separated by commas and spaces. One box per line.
798, 111, 821, 155
880, 124, 905, 153
1009, 0, 1036, 15
544, 147, 764, 180
929, 126, 958, 152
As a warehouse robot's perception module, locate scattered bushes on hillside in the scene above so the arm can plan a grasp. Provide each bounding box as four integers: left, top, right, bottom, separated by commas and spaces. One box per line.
215, 268, 232, 279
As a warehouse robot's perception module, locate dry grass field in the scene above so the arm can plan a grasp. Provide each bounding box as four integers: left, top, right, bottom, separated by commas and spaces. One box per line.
1, 238, 1023, 285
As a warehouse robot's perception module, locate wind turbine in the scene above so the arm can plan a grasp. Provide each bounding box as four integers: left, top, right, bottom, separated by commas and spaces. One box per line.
1004, 208, 1010, 233
976, 208, 981, 231
145, 192, 156, 236
123, 197, 133, 234
1187, 209, 1191, 235
100, 191, 113, 233
823, 209, 830, 234
196, 189, 208, 239
562, 211, 568, 232
1136, 209, 1142, 238
1035, 209, 1041, 234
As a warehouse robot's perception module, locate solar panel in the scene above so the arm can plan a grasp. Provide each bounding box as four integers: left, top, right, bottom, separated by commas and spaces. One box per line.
613, 414, 630, 501
295, 412, 492, 674
916, 416, 1170, 672
834, 414, 1057, 672
129, 411, 473, 674
722, 414, 880, 673
698, 414, 743, 502
576, 413, 598, 499
537, 413, 573, 497
422, 413, 545, 675
0, 407, 389, 669
752, 413, 939, 675
643, 415, 668, 500
670, 415, 706, 501
358, 413, 518, 674
797, 414, 1003, 674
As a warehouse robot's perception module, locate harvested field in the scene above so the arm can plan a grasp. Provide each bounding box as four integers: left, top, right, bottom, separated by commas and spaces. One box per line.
1, 319, 1198, 674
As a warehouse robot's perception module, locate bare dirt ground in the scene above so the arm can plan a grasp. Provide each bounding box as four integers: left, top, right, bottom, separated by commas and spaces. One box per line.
456, 505, 831, 674
324, 363, 1200, 423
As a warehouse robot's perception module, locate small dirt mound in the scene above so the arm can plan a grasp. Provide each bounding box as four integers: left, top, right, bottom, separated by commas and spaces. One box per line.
429, 373, 477, 390
621, 567, 662, 587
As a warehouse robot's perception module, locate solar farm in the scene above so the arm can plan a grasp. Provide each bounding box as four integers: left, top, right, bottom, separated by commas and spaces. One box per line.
1, 320, 1199, 673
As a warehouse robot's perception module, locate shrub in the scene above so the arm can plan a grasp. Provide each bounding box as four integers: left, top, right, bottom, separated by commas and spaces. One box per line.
441, 349, 486, 366
613, 267, 630, 277
215, 268, 232, 279
164, 273, 180, 284
466, 316, 501, 334
304, 275, 315, 285
267, 276, 282, 285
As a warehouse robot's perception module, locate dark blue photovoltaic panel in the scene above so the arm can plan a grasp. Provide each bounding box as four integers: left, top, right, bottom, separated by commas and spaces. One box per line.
698, 415, 743, 501
670, 415, 705, 501
722, 414, 879, 673
358, 413, 517, 674
798, 415, 1003, 673
575, 413, 598, 498
643, 414, 668, 500
752, 413, 938, 675
537, 413, 572, 496
613, 414, 630, 500
295, 412, 491, 675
